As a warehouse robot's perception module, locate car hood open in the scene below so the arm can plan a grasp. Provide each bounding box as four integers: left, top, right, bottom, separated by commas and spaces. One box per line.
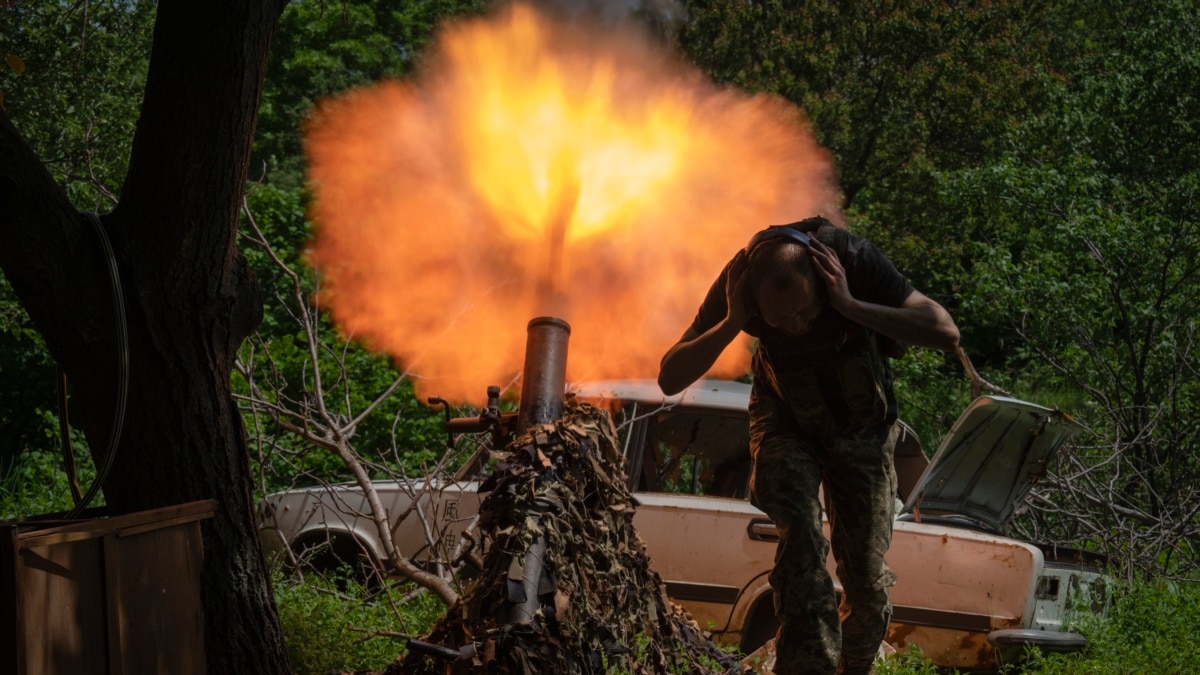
900, 396, 1082, 533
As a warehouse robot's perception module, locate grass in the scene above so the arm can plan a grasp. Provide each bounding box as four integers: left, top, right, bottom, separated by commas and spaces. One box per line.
1005, 577, 1200, 675
272, 570, 446, 675
878, 576, 1200, 675
272, 572, 1200, 675
0, 448, 100, 519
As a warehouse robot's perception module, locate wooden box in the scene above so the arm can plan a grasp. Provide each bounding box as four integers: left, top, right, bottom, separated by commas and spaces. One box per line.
1, 500, 216, 675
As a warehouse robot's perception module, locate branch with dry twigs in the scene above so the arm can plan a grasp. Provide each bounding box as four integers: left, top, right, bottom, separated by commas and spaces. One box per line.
234, 194, 482, 606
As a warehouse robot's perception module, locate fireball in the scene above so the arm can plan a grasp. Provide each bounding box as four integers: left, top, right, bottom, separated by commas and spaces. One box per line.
305, 2, 840, 403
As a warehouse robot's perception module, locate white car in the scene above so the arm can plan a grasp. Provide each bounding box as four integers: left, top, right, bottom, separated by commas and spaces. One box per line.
259, 379, 1106, 670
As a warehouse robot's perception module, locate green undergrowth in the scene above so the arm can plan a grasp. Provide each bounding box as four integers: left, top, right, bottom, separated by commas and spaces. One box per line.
275, 573, 1200, 675
878, 578, 1200, 674
0, 446, 100, 519
273, 571, 444, 675
1002, 577, 1200, 675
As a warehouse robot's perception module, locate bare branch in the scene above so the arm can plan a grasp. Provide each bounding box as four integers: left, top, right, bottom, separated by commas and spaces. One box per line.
237, 196, 470, 606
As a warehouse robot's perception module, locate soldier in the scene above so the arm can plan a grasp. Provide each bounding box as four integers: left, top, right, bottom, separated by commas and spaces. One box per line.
657, 216, 960, 674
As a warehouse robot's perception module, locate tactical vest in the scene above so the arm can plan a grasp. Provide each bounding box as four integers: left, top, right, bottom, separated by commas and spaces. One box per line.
751, 219, 894, 436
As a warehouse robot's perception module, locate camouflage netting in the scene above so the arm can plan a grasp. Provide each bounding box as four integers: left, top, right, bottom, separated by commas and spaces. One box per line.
392, 397, 752, 675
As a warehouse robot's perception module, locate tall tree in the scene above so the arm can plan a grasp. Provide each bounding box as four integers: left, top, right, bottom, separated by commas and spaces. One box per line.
676, 0, 1068, 441
0, 0, 155, 471
0, 1, 291, 671
940, 0, 1200, 577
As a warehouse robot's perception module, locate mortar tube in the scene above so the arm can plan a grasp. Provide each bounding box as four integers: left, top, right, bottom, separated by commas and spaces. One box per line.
516, 316, 571, 433
503, 316, 570, 626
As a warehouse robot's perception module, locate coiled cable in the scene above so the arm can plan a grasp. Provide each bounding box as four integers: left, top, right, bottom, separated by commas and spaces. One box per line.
63, 210, 128, 519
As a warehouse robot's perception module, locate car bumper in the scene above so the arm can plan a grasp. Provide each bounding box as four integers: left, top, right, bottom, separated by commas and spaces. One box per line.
987, 628, 1088, 664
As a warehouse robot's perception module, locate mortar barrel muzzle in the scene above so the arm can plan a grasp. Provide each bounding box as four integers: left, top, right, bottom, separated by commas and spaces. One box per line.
517, 316, 571, 432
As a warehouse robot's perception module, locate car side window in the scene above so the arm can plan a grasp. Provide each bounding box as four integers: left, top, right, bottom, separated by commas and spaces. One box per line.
613, 403, 751, 499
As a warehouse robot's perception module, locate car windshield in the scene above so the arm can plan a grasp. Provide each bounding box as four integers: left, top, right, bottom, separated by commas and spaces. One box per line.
612, 401, 752, 499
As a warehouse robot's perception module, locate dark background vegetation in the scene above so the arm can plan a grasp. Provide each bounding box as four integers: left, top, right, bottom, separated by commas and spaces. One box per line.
2, 1, 1197, 672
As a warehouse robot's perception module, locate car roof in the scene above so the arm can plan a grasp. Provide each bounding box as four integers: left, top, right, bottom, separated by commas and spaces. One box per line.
568, 380, 1080, 534
568, 379, 753, 413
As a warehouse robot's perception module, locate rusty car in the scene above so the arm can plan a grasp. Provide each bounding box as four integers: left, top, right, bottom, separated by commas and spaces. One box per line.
259, 378, 1107, 670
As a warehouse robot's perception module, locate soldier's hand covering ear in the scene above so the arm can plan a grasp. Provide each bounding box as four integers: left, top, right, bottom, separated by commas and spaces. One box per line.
725, 249, 752, 329
808, 238, 853, 313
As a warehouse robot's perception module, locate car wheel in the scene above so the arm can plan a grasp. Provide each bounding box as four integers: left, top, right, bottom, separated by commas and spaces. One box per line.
740, 595, 780, 655
293, 534, 383, 592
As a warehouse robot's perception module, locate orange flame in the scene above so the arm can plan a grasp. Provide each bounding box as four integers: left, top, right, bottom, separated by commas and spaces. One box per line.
305, 2, 841, 404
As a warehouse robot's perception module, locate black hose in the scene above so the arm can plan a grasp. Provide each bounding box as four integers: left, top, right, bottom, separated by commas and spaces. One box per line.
64, 211, 128, 519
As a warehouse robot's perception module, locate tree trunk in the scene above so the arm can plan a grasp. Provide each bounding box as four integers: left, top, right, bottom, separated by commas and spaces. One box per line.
0, 1, 291, 672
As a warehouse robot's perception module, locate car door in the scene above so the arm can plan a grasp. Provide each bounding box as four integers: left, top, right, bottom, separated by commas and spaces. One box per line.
615, 401, 776, 635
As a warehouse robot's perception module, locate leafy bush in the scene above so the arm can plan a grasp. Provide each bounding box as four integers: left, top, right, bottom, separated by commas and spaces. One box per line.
876, 578, 1200, 674
0, 443, 98, 519
1019, 578, 1200, 674
890, 348, 971, 451
875, 645, 942, 675
273, 572, 445, 675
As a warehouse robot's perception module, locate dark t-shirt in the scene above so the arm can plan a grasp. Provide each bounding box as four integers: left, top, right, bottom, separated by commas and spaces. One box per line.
689, 226, 914, 431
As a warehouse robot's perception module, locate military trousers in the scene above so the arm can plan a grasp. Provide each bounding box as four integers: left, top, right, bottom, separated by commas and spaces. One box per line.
748, 395, 900, 675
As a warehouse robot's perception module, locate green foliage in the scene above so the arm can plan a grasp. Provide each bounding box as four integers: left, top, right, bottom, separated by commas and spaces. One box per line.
0, 1, 154, 476
930, 0, 1199, 574
272, 572, 445, 675
270, 572, 1200, 675
937, 0, 1200, 381
0, 0, 154, 207
890, 349, 970, 451
0, 281, 60, 472
253, 0, 486, 188
875, 645, 942, 675
679, 0, 1060, 260
1014, 579, 1200, 674
0, 442, 97, 520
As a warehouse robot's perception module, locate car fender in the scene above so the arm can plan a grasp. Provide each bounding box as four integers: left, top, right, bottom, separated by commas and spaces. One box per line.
287, 520, 387, 565
726, 570, 776, 654
262, 488, 392, 564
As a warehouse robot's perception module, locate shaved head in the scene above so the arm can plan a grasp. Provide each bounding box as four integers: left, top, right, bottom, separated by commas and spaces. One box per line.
748, 241, 824, 335
749, 241, 813, 297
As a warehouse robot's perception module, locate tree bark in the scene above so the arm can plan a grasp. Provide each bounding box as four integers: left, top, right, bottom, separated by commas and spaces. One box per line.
0, 1, 291, 672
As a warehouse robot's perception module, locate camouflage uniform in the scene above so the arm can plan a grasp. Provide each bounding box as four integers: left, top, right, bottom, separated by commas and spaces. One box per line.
749, 394, 899, 675
684, 219, 914, 674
